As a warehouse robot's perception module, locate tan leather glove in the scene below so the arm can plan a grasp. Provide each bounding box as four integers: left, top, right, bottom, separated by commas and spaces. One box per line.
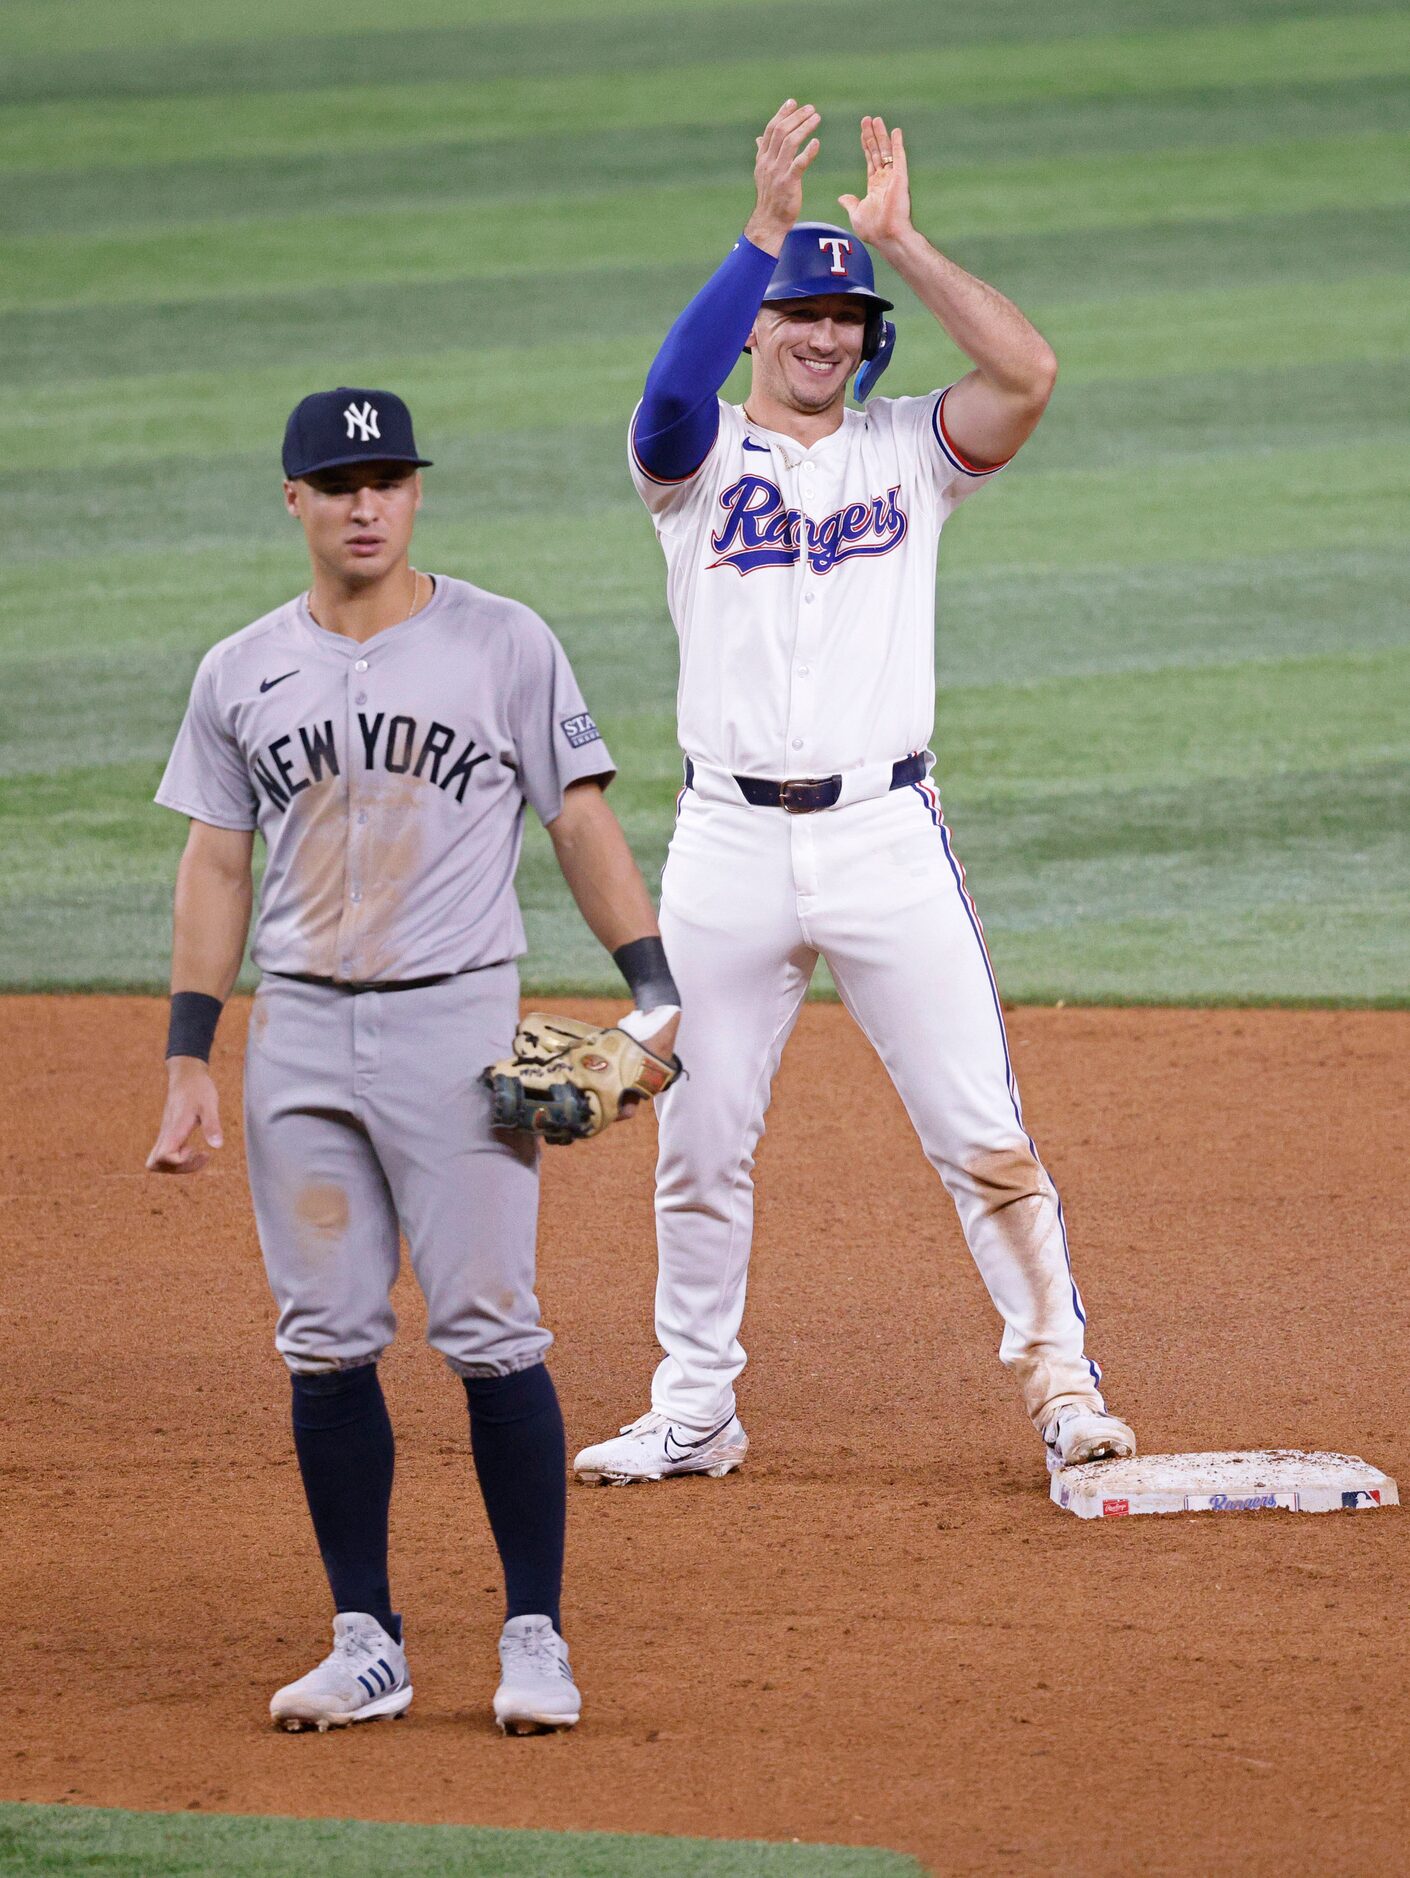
484, 1013, 682, 1145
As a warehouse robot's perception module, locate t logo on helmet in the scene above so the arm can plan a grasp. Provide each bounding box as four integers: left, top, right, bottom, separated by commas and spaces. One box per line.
343, 400, 380, 442
818, 236, 852, 275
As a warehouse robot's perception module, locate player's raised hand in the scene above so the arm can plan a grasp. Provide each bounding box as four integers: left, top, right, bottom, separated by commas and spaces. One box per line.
745, 99, 821, 255
838, 116, 912, 248
146, 1060, 224, 1174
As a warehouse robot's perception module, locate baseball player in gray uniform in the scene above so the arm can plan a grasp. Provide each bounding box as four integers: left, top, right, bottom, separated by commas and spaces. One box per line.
145, 387, 682, 1735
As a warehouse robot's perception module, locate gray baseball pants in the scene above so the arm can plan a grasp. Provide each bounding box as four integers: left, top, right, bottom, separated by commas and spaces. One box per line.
243, 965, 549, 1377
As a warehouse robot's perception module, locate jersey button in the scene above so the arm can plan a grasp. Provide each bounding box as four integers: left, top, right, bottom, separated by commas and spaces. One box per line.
355, 691, 367, 704
357, 812, 368, 825
350, 890, 362, 904
791, 738, 803, 751
803, 592, 815, 605
798, 665, 810, 676
354, 658, 369, 672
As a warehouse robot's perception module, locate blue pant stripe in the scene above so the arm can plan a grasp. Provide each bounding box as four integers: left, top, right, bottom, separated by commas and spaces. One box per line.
912, 783, 1101, 1389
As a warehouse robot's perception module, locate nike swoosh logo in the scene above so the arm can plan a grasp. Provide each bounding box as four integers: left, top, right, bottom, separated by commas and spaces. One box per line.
662, 1414, 736, 1463
259, 670, 299, 692
742, 439, 770, 453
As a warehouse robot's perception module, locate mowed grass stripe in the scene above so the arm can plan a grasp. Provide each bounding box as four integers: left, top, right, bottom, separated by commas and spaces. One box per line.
934, 651, 1407, 798
3, 623, 1402, 798
0, 1800, 923, 1876
0, 0, 901, 105
7, 134, 1406, 313
9, 207, 1406, 387
4, 438, 1402, 578
4, 753, 1403, 999
5, 359, 1406, 574
25, 351, 1410, 495
4, 547, 1402, 769
0, 0, 727, 61
12, 277, 1406, 472
4, 0, 1379, 65
4, 0, 1378, 103
2, 12, 1403, 171
978, 907, 1409, 1006
12, 77, 1410, 241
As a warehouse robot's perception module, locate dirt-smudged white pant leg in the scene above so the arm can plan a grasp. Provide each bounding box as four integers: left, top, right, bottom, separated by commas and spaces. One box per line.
651, 796, 815, 1428
811, 789, 1105, 1428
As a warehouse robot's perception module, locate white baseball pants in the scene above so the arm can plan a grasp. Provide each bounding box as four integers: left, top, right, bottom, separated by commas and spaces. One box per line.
651, 778, 1108, 1433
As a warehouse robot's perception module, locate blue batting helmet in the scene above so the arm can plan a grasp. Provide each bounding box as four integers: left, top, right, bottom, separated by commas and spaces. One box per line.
758, 221, 897, 401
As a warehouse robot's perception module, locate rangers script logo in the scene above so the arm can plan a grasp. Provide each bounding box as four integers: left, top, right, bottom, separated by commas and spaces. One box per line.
709, 474, 908, 576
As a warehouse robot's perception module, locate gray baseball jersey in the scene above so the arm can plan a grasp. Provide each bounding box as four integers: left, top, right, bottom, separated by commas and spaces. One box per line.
157, 575, 613, 984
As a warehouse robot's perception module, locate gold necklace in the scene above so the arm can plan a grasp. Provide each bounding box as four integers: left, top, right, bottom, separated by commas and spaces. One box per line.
305, 566, 424, 634
402, 566, 421, 621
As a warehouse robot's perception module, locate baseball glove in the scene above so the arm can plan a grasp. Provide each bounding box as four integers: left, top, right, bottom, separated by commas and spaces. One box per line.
484, 1013, 682, 1145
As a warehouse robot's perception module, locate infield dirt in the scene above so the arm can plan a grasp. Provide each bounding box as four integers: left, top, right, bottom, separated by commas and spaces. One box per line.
3, 998, 1406, 1875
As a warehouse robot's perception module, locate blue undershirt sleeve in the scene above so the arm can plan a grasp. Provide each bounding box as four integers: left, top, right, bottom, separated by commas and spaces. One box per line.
632, 235, 778, 481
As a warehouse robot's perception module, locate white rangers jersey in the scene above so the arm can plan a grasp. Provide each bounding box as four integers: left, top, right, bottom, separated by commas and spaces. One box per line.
629, 389, 1004, 779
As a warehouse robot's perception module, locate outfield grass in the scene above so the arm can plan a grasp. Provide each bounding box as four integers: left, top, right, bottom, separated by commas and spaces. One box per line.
0, 1804, 922, 1876
1, 0, 1405, 999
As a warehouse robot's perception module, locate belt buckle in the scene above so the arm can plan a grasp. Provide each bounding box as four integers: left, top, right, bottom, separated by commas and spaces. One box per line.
780, 777, 825, 814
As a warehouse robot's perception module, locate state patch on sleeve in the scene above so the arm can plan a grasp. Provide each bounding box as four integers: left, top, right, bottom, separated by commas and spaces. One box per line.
560, 712, 602, 748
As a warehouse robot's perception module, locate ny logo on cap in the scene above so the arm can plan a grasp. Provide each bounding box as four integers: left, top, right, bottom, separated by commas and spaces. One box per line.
818, 236, 852, 275
344, 400, 380, 442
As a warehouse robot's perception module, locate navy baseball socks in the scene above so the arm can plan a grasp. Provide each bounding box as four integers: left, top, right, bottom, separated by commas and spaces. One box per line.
290, 1364, 401, 1643
286, 1359, 573, 1733
289, 1361, 566, 1644
463, 1363, 566, 1634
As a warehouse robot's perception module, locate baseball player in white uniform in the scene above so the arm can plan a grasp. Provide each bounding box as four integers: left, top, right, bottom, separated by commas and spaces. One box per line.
574, 106, 1137, 1485
146, 386, 682, 1734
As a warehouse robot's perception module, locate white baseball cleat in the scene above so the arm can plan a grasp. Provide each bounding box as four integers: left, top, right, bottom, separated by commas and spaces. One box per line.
493, 1615, 581, 1735
573, 1409, 749, 1486
1044, 1404, 1138, 1470
269, 1612, 412, 1732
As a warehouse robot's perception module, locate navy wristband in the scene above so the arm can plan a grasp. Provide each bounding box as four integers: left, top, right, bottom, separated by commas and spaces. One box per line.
166, 990, 223, 1062
612, 937, 680, 1012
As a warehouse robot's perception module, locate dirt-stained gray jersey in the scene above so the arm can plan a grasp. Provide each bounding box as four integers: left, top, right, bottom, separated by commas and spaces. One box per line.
157, 575, 613, 983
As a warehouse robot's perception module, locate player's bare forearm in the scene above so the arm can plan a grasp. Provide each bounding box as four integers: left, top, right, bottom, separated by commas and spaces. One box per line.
838, 115, 1055, 466
547, 781, 660, 955
881, 227, 1056, 463
148, 821, 254, 1175
170, 821, 256, 1001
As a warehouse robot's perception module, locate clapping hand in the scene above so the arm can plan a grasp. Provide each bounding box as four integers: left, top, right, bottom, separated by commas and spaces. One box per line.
745, 99, 821, 254
838, 115, 912, 248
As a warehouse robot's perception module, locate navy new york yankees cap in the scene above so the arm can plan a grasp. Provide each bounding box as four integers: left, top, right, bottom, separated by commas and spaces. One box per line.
282, 386, 432, 479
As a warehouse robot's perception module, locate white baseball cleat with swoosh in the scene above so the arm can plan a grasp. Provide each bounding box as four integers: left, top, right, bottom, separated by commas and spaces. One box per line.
269, 1612, 412, 1732
1044, 1404, 1138, 1470
573, 1409, 748, 1485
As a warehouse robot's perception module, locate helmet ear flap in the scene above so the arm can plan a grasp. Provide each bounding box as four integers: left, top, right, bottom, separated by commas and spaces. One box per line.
853, 320, 896, 403
862, 308, 883, 362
